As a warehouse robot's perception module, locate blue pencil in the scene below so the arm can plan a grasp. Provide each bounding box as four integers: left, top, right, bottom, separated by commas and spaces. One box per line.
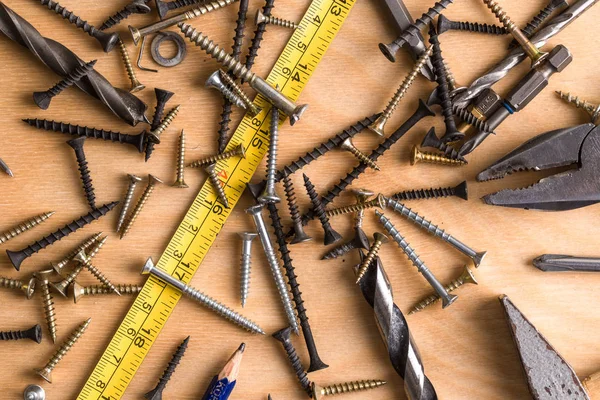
201, 343, 246, 400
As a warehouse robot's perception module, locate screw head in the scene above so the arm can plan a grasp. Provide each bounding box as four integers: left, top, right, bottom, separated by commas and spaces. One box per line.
34, 368, 52, 384
378, 41, 399, 62
128, 174, 143, 184
141, 258, 155, 275
441, 293, 459, 308
33, 269, 56, 283
50, 279, 70, 298
272, 326, 292, 342
72, 282, 84, 303
290, 104, 309, 126
32, 92, 52, 110
290, 226, 312, 244
148, 174, 164, 186
154, 88, 175, 104
238, 232, 258, 242
172, 179, 188, 189
130, 80, 146, 93
23, 384, 45, 400
323, 228, 342, 246
352, 188, 374, 202
453, 181, 468, 200
375, 194, 388, 209
205, 70, 223, 89
421, 127, 441, 149
98, 31, 121, 53
462, 266, 479, 285
66, 136, 86, 151
154, 0, 170, 19
368, 115, 387, 137
129, 25, 142, 45
126, 0, 152, 14
473, 251, 487, 268
72, 250, 89, 265
437, 14, 452, 35
373, 232, 389, 244
255, 9, 267, 25
25, 324, 43, 344
24, 277, 36, 299
410, 145, 421, 165
245, 204, 264, 216
235, 144, 247, 159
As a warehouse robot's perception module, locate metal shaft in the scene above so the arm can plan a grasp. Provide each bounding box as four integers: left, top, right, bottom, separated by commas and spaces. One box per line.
172, 130, 188, 188
239, 232, 257, 307
533, 254, 600, 272
117, 175, 142, 233
259, 106, 281, 203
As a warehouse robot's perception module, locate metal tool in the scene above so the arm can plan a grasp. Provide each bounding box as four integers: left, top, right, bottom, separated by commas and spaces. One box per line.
238, 232, 257, 307
0, 156, 12, 177
356, 233, 389, 284
0, 275, 36, 299
33, 60, 97, 109
534, 254, 600, 272
99, 0, 151, 31
151, 31, 187, 67
321, 227, 370, 260
508, 0, 569, 49
303, 174, 342, 246
23, 385, 45, 400
437, 14, 508, 35
72, 283, 142, 303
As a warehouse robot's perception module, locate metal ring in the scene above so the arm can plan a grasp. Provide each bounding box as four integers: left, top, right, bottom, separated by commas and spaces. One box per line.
151, 31, 187, 67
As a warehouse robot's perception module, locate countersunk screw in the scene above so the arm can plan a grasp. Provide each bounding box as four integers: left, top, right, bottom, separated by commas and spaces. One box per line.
38, 0, 119, 52
259, 106, 281, 204
326, 194, 387, 218
255, 10, 299, 30
146, 89, 175, 162
0, 276, 36, 299
187, 144, 246, 168
120, 175, 164, 239
23, 384, 45, 400
391, 181, 468, 201
312, 380, 387, 399
219, 70, 261, 116
33, 269, 58, 344
482, 0, 548, 68
340, 138, 380, 171
0, 324, 42, 344
369, 46, 433, 136
172, 130, 188, 188
51, 232, 103, 276
0, 211, 55, 245
238, 232, 257, 307
146, 105, 181, 145
321, 227, 370, 260
206, 70, 248, 111
437, 14, 508, 35
117, 39, 145, 93
355, 233, 389, 284
35, 318, 91, 383
99, 0, 152, 31
205, 163, 230, 208
282, 176, 312, 244
33, 60, 97, 110
67, 137, 96, 210
117, 175, 143, 233
144, 336, 189, 400
272, 327, 312, 396
409, 266, 478, 314
352, 188, 374, 229
72, 283, 142, 303
411, 146, 467, 166
303, 174, 342, 246
73, 250, 121, 296
556, 90, 600, 124
420, 127, 464, 161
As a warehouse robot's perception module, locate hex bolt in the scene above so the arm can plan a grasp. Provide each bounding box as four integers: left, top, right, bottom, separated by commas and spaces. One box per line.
556, 90, 600, 124
120, 175, 164, 239
303, 174, 342, 246
99, 0, 152, 31
0, 276, 36, 299
219, 70, 261, 116
172, 130, 188, 188
376, 211, 458, 308
6, 202, 118, 271
23, 384, 45, 400
205, 163, 230, 208
72, 283, 142, 303
386, 198, 487, 267
482, 0, 548, 68
339, 138, 380, 171
144, 336, 189, 400
326, 194, 387, 218
141, 258, 264, 334
146, 105, 181, 145
206, 70, 248, 110
259, 106, 281, 204
38, 1, 119, 52
355, 233, 389, 284
146, 89, 175, 161
409, 266, 478, 314
117, 39, 144, 93
437, 14, 508, 35
420, 127, 465, 161
238, 232, 257, 307
117, 175, 143, 233
246, 204, 299, 335
187, 144, 246, 168
272, 327, 312, 396
179, 22, 308, 125
255, 10, 298, 29
321, 227, 370, 260
73, 251, 121, 296
312, 380, 387, 399
35, 318, 92, 383
34, 270, 58, 343
51, 232, 103, 276
391, 181, 468, 201
0, 211, 55, 245
33, 60, 97, 110
0, 324, 42, 344
282, 176, 312, 244
411, 146, 467, 166
67, 137, 97, 210
351, 188, 374, 229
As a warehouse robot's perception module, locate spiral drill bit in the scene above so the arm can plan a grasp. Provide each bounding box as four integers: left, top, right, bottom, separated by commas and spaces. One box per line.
33, 60, 97, 110
0, 211, 54, 244
556, 90, 600, 123
353, 254, 438, 400
99, 0, 152, 31
145, 336, 189, 400
0, 3, 148, 126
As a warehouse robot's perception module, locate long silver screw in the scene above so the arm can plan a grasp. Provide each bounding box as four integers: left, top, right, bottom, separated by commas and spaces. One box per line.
238, 232, 257, 307
205, 70, 247, 110
172, 130, 188, 188
116, 174, 142, 233
376, 211, 457, 309
259, 106, 281, 204
386, 198, 487, 267
246, 204, 299, 335
141, 258, 264, 334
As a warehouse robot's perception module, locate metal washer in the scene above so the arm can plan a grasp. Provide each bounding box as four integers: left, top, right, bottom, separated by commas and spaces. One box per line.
151, 31, 187, 67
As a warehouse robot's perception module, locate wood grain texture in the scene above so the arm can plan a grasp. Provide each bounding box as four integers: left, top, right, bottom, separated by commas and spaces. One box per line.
0, 0, 599, 399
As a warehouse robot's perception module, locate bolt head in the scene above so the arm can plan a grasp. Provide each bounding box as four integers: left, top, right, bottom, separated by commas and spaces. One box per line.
128, 174, 143, 184
441, 293, 459, 309
34, 368, 52, 384
141, 258, 155, 275
25, 277, 36, 299
373, 232, 389, 244
148, 174, 164, 186
368, 115, 387, 137
23, 384, 45, 400
255, 9, 267, 25
289, 104, 309, 126
238, 232, 258, 241
378, 42, 399, 63
98, 31, 120, 53
245, 204, 265, 216
32, 92, 52, 110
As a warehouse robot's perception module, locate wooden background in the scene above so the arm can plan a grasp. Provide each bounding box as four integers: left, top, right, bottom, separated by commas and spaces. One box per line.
0, 0, 599, 398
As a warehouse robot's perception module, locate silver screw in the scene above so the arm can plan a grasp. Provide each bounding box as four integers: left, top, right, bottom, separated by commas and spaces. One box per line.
205, 70, 247, 110
238, 232, 257, 307
409, 266, 478, 314
376, 211, 457, 309
255, 9, 299, 29
141, 258, 264, 334
259, 106, 281, 204
205, 163, 230, 208
172, 130, 188, 188
340, 138, 380, 171
116, 175, 142, 233
23, 384, 45, 400
246, 204, 299, 335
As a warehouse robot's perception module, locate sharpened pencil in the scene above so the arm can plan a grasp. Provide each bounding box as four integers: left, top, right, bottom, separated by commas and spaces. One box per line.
201, 343, 246, 400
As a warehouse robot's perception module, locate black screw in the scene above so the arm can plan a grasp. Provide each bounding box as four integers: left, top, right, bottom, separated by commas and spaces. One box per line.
303, 174, 342, 246
6, 201, 119, 271
99, 0, 151, 31
321, 226, 370, 260
33, 60, 97, 110
23, 119, 147, 153
282, 176, 312, 244
0, 324, 42, 344
437, 14, 508, 35
145, 336, 189, 400
272, 327, 313, 397
452, 104, 495, 134
155, 0, 205, 20
391, 181, 468, 201
508, 0, 568, 49
38, 0, 120, 53
243, 0, 276, 80
420, 127, 465, 161
145, 88, 175, 162
67, 137, 97, 210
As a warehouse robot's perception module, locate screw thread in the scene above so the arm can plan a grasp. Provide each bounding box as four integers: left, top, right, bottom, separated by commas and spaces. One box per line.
188, 145, 244, 168
40, 282, 57, 342
264, 107, 280, 194
60, 238, 107, 288
319, 380, 386, 395
282, 176, 301, 225
149, 105, 180, 143
68, 141, 96, 210
83, 284, 142, 296
556, 90, 600, 122
43, 60, 97, 99
482, 0, 516, 30
219, 70, 260, 115
0, 277, 24, 290
99, 8, 133, 31
117, 178, 141, 233
0, 330, 26, 341
206, 166, 230, 208
520, 2, 555, 38
391, 0, 453, 47
83, 262, 120, 296
121, 183, 157, 238
413, 147, 466, 166
243, 0, 275, 77
274, 330, 312, 396
377, 212, 428, 273
262, 14, 298, 29
118, 39, 140, 89
240, 252, 251, 307
343, 143, 380, 170
410, 268, 476, 314
303, 174, 337, 238
0, 212, 54, 244
386, 198, 450, 240
356, 239, 385, 282
218, 101, 233, 154
321, 241, 356, 260
392, 186, 454, 200
453, 20, 508, 34
326, 197, 383, 218
443, 59, 457, 91
170, 0, 204, 8
43, 318, 91, 371
184, 0, 236, 19
452, 104, 494, 133
52, 232, 102, 274
62, 264, 85, 287
174, 131, 187, 187
40, 0, 100, 38
147, 336, 189, 398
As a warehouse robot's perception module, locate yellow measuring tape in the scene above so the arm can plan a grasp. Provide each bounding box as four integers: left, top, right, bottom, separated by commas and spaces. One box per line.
78, 0, 355, 398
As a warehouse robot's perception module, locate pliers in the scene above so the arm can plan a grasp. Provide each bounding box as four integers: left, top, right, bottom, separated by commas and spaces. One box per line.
477, 123, 600, 210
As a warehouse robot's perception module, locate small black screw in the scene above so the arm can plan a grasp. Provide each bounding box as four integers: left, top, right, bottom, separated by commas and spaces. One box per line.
145, 88, 175, 162
420, 127, 466, 161
391, 181, 468, 201
144, 336, 189, 400
0, 324, 42, 344
272, 327, 313, 397
99, 0, 151, 31
33, 60, 97, 110
321, 226, 370, 260
437, 14, 508, 35
67, 137, 97, 210
243, 0, 276, 80
282, 176, 312, 244
303, 174, 341, 246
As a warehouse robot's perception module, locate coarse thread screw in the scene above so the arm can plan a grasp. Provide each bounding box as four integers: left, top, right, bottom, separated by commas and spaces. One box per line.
144, 336, 189, 400
259, 106, 281, 204
33, 60, 97, 110
118, 39, 145, 93
147, 105, 181, 145
283, 176, 312, 244
51, 232, 103, 276
188, 144, 246, 168
272, 327, 312, 396
409, 266, 478, 314
0, 276, 36, 299
356, 233, 389, 284
369, 46, 433, 136
238, 232, 257, 307
392, 181, 468, 201
482, 0, 548, 68
99, 0, 151, 31
437, 14, 508, 35
321, 227, 370, 260
205, 163, 230, 208
326, 194, 387, 218
35, 318, 91, 383
67, 137, 96, 210
34, 270, 58, 344
6, 202, 118, 271
146, 88, 175, 162
244, 0, 275, 76
411, 146, 467, 166
420, 127, 465, 161
452, 104, 495, 134
72, 282, 142, 303
351, 188, 374, 229
556, 90, 600, 124
255, 10, 298, 29
206, 70, 248, 110
0, 211, 55, 245
219, 70, 261, 116
120, 175, 163, 239
312, 380, 387, 399
155, 0, 206, 19
39, 0, 119, 52
117, 175, 143, 233
172, 130, 188, 188
0, 324, 42, 344
508, 0, 568, 49
73, 250, 121, 296
303, 174, 342, 246
339, 138, 380, 171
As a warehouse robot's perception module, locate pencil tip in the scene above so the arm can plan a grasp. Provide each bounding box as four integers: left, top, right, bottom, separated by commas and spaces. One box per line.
238, 343, 246, 352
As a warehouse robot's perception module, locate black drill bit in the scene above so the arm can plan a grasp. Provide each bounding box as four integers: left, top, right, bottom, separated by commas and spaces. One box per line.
144, 336, 190, 400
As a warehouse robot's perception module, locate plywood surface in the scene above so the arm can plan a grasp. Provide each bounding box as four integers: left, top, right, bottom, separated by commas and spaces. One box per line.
0, 0, 599, 399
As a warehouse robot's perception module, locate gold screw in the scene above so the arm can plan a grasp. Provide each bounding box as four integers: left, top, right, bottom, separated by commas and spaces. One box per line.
556, 90, 600, 124
188, 144, 246, 168
339, 138, 380, 171
356, 233, 389, 284
369, 46, 433, 136
72, 283, 142, 303
146, 105, 181, 144
218, 70, 262, 117
120, 175, 164, 239
51, 232, 103, 276
205, 163, 230, 208
352, 188, 374, 228
0, 275, 36, 299
409, 266, 478, 314
35, 318, 92, 383
311, 380, 387, 399
73, 250, 121, 296
34, 269, 58, 344
117, 38, 145, 93
0, 211, 55, 244
172, 130, 188, 188
326, 194, 387, 218
482, 0, 547, 68
255, 9, 299, 30
411, 146, 467, 166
